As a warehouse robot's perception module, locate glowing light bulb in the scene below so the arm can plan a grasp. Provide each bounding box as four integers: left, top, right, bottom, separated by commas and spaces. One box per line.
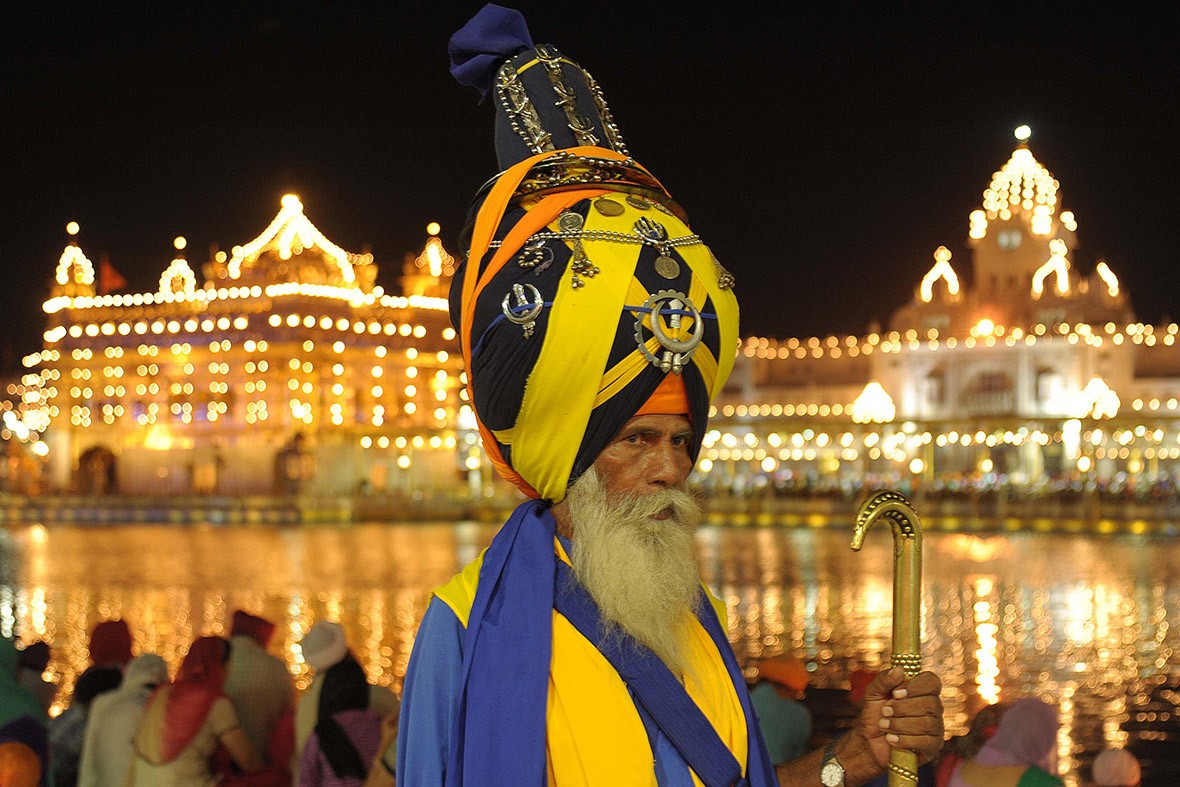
920, 246, 960, 302
1014, 124, 1031, 142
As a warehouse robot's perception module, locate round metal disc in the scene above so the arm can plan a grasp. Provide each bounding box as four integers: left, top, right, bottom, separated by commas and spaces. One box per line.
558, 212, 584, 232
593, 198, 625, 216
654, 255, 680, 279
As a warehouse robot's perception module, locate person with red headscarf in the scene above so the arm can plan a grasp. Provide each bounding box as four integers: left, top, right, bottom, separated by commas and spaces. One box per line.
223, 610, 294, 773
88, 620, 133, 668
128, 636, 264, 785
51, 616, 137, 781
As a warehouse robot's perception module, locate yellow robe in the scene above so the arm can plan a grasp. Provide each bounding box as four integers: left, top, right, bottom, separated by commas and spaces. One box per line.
434, 541, 749, 786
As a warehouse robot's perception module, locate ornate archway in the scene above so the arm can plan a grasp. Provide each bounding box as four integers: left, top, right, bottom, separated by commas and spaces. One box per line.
76, 445, 117, 494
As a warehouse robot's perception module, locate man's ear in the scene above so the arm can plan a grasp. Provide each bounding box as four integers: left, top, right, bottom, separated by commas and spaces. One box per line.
551, 497, 574, 539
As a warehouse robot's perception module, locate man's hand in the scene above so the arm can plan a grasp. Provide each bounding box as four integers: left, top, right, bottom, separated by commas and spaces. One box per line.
840, 668, 945, 780
775, 669, 945, 785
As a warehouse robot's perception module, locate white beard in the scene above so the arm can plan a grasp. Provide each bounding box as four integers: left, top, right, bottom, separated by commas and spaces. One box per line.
565, 467, 703, 676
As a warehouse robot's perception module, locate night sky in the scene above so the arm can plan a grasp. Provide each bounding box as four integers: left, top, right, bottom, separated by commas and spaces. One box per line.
2, 2, 1176, 372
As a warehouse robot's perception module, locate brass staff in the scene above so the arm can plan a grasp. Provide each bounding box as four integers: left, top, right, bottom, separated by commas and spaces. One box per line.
851, 489, 924, 787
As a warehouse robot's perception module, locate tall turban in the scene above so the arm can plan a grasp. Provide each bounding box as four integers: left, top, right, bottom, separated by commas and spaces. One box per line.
449, 7, 739, 503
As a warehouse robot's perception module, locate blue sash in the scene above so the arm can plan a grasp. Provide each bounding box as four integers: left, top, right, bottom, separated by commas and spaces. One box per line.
445, 500, 776, 786
445, 500, 554, 786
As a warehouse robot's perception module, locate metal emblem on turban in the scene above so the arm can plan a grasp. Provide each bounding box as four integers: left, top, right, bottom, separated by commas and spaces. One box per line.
502, 283, 545, 338
635, 290, 704, 374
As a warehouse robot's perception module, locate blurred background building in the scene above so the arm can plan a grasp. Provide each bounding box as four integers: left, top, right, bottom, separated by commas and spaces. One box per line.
703, 128, 1180, 507
3, 130, 1178, 513
3, 196, 482, 499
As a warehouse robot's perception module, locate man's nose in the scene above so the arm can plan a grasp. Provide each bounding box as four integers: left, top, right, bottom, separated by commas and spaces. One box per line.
646, 440, 684, 488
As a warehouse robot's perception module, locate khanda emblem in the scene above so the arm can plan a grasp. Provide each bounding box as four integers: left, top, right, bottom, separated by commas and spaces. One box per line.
635, 290, 704, 374
502, 283, 545, 338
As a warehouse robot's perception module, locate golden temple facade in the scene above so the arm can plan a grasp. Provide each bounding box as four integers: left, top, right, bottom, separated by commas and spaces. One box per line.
6, 130, 1179, 509
702, 129, 1180, 502
9, 196, 493, 498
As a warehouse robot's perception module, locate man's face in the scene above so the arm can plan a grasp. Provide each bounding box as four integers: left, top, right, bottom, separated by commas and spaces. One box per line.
565, 416, 702, 675
591, 414, 694, 504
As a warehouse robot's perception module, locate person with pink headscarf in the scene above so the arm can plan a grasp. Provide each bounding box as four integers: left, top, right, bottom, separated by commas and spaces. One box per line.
950, 696, 1063, 786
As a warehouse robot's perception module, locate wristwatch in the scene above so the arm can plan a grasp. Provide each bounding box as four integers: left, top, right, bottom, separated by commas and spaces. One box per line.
820, 741, 845, 786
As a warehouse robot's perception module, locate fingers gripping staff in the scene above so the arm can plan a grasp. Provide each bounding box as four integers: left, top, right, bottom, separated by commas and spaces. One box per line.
851, 490, 924, 787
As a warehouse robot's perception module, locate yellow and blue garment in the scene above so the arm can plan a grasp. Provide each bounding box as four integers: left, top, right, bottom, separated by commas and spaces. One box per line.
396, 501, 775, 786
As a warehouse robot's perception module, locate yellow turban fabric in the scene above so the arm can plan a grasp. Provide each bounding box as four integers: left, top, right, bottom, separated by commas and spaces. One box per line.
450, 146, 739, 502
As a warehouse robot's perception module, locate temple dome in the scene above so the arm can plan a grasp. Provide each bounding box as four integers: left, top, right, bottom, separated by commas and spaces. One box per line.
969, 129, 1076, 244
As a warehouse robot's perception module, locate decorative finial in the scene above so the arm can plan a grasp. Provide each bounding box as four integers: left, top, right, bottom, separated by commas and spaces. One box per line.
427, 222, 441, 237
66, 221, 80, 237
1014, 125, 1032, 143
173, 236, 187, 251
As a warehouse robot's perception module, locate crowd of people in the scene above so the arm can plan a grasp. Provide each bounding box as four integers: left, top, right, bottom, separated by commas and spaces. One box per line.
3, 624, 1148, 785
0, 614, 399, 786
748, 656, 1145, 787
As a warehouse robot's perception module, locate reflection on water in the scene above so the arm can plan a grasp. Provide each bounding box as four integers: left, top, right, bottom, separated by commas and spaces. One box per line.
2, 519, 1178, 785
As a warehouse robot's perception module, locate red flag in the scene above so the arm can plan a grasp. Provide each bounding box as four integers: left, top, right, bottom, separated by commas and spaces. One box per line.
98, 254, 128, 295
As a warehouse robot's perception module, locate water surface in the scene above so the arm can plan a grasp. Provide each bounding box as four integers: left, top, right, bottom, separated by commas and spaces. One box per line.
2, 519, 1176, 785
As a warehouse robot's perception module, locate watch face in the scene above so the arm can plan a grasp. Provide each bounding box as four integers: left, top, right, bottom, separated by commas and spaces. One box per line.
821, 760, 844, 787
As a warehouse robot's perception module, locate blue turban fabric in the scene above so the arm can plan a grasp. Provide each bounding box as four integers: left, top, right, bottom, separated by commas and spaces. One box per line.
448, 4, 534, 99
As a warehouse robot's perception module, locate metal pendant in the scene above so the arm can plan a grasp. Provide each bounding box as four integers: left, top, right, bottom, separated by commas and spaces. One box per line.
710, 249, 735, 290
634, 216, 667, 243
593, 197, 624, 216
654, 255, 680, 280
626, 195, 652, 210
516, 241, 554, 274
569, 239, 599, 289
634, 290, 705, 374
501, 283, 545, 338
558, 211, 584, 232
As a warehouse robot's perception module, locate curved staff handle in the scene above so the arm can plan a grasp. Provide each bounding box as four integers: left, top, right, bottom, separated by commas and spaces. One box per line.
851, 489, 924, 787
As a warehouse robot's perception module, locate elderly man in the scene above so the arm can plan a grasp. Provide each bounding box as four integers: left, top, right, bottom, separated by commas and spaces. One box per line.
394, 6, 944, 786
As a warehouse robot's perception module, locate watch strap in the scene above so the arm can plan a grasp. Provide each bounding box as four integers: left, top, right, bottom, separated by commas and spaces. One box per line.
821, 741, 845, 786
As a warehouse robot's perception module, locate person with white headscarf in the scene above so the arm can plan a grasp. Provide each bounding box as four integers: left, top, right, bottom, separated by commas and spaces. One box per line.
77, 653, 168, 787
1091, 748, 1141, 787
293, 621, 398, 772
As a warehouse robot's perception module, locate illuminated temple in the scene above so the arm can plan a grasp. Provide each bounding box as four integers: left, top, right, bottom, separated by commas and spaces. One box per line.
5, 196, 484, 497
704, 128, 1180, 499
4, 130, 1180, 504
